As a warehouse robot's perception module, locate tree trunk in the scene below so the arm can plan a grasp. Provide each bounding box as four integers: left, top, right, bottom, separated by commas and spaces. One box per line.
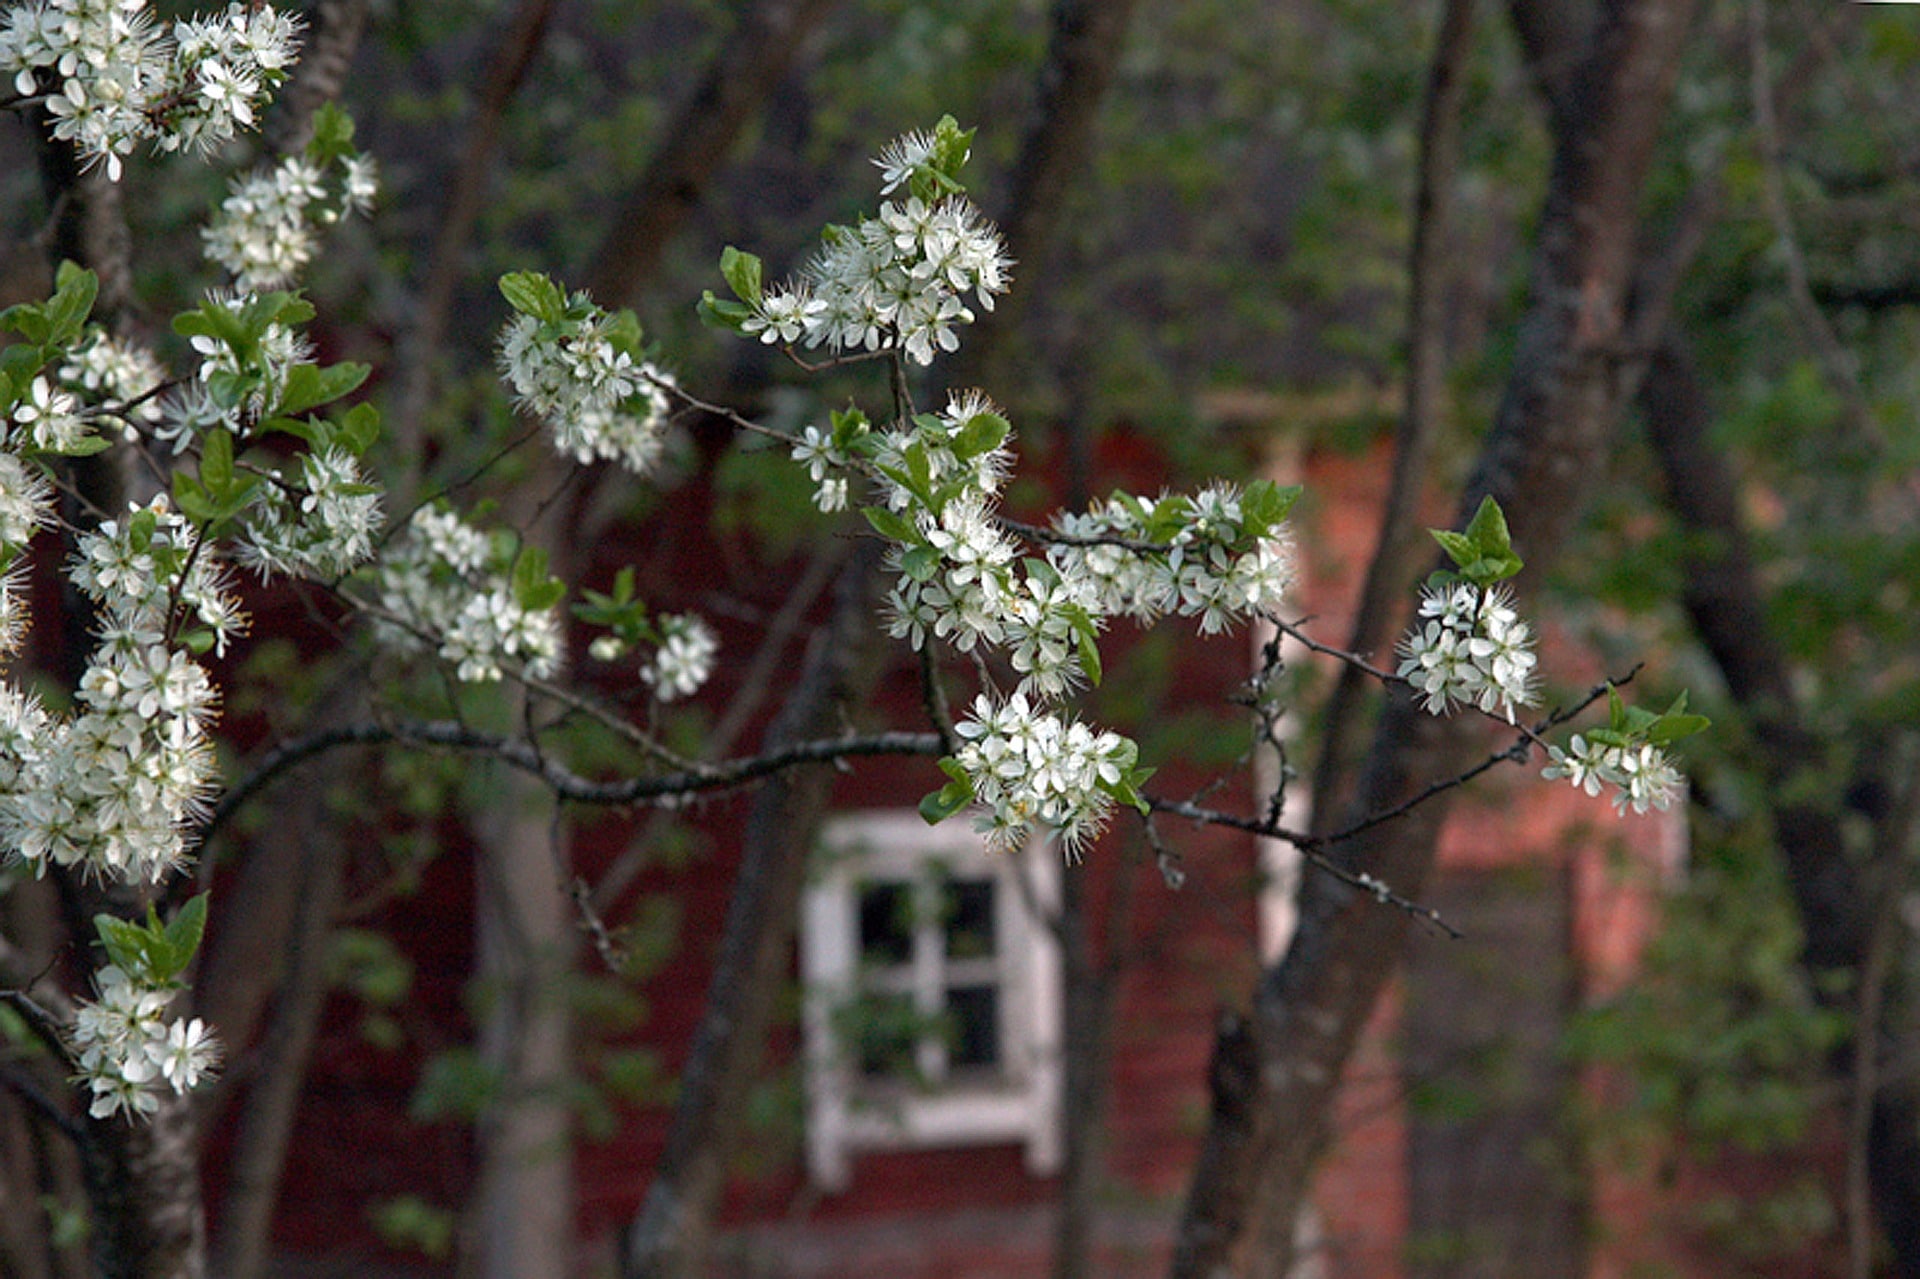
88, 1095, 205, 1279
621, 540, 888, 1279
1170, 2, 1699, 1273
472, 756, 577, 1279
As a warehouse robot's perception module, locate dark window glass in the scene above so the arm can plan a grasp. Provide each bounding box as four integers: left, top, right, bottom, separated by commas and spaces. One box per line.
945, 878, 996, 960
946, 984, 1000, 1070
858, 881, 913, 966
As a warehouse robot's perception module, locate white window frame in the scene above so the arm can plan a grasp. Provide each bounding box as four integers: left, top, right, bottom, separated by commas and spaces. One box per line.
800, 810, 1063, 1191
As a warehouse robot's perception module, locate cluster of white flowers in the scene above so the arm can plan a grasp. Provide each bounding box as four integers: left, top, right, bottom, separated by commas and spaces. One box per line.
0, 0, 300, 179
744, 150, 1010, 366
1, 498, 234, 883
1048, 483, 1296, 634
641, 613, 718, 702
70, 965, 217, 1119
58, 330, 166, 439
237, 446, 383, 580
952, 692, 1137, 857
0, 403, 60, 552
785, 384, 1294, 850
1542, 735, 1683, 814
202, 150, 378, 289
1395, 582, 1538, 721
374, 507, 561, 683
497, 292, 677, 476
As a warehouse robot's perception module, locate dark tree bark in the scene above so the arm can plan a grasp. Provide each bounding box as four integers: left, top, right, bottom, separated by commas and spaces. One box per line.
1640, 334, 1920, 1277
1169, 3, 1699, 1274
388, 0, 561, 486
581, 0, 839, 308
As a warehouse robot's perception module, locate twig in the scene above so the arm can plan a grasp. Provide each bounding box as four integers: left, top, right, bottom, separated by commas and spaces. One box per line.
0, 1062, 85, 1144
204, 718, 944, 840
1, 988, 75, 1069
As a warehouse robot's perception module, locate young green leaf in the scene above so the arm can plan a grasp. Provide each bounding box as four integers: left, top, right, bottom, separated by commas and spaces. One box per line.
719, 246, 765, 308
499, 271, 566, 323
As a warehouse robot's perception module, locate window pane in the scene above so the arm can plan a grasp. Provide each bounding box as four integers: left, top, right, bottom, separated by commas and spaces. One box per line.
853, 991, 921, 1079
858, 881, 913, 967
944, 878, 996, 961
946, 984, 1000, 1071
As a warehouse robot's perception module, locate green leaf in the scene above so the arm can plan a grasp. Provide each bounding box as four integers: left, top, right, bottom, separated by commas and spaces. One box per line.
277, 361, 370, 417
498, 271, 566, 323
1077, 624, 1103, 688
172, 472, 214, 523
0, 299, 49, 345
262, 415, 322, 446
919, 761, 975, 824
697, 292, 754, 333
928, 115, 976, 182
306, 101, 356, 165
1464, 495, 1512, 553
126, 508, 158, 553
158, 894, 209, 981
54, 434, 113, 458
200, 428, 234, 494
719, 246, 765, 308
510, 545, 563, 611
93, 913, 149, 977
950, 409, 1010, 462
830, 406, 871, 450
45, 262, 98, 346
900, 544, 940, 582
1240, 481, 1301, 542
861, 505, 917, 543
603, 308, 644, 358
1431, 528, 1476, 568
334, 401, 382, 455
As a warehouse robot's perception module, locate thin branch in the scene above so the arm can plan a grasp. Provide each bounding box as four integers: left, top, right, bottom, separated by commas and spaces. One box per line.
1146, 667, 1634, 933
0, 1061, 85, 1144
204, 718, 942, 840
1, 989, 74, 1069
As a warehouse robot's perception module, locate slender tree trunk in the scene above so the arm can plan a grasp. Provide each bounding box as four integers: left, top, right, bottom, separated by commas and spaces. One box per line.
581, 0, 840, 307
621, 540, 888, 1279
611, 2, 1139, 1272
472, 754, 577, 1279
88, 1095, 205, 1279
207, 766, 353, 1279
1308, 0, 1477, 829
1170, 2, 1699, 1273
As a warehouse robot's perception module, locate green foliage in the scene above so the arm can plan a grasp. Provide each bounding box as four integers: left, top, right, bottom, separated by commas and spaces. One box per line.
93, 895, 209, 987
1567, 827, 1850, 1254
409, 1047, 501, 1123
1429, 496, 1523, 586
368, 1196, 455, 1260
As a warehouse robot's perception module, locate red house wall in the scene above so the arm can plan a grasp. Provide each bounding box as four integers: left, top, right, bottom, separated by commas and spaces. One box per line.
234, 430, 1694, 1277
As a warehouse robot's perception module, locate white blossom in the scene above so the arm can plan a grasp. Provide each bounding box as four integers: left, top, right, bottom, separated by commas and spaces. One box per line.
1543, 736, 1683, 815
641, 614, 718, 702
1395, 583, 1537, 721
